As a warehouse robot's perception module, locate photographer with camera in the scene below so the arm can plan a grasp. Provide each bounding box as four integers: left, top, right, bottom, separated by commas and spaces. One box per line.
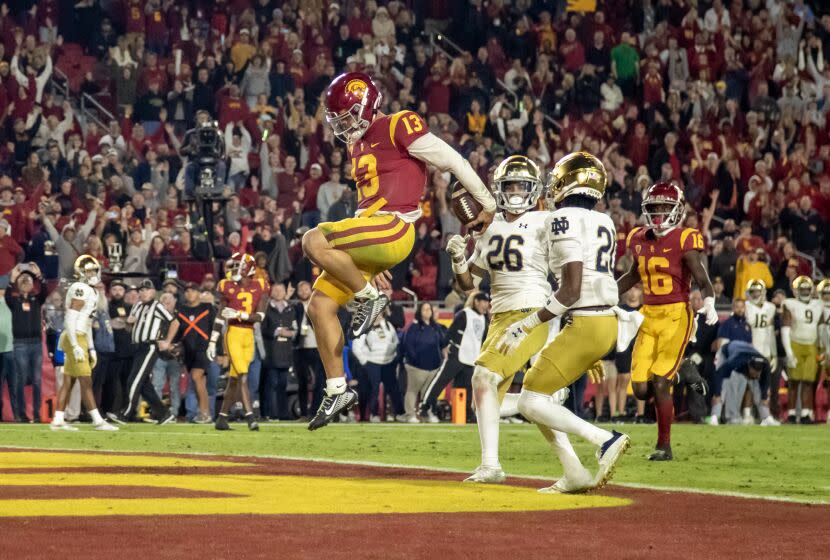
180, 111, 226, 199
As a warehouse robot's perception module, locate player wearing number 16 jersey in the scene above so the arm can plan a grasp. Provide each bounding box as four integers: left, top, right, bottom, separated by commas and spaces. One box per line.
617, 181, 718, 461
303, 72, 497, 431
208, 253, 268, 432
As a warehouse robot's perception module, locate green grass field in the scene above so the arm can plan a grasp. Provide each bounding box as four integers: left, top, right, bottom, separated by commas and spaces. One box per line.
1, 422, 828, 503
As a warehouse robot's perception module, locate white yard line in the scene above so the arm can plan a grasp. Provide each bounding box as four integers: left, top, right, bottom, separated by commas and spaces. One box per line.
1, 441, 825, 505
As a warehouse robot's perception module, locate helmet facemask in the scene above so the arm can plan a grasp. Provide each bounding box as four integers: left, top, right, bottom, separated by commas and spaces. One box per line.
821, 288, 830, 308
326, 101, 371, 144
496, 178, 542, 214
797, 284, 813, 303
643, 200, 684, 232
747, 285, 765, 306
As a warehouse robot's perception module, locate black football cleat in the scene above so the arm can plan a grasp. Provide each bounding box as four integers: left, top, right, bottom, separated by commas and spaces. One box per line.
648, 446, 673, 461
350, 293, 390, 338
246, 413, 260, 431
786, 414, 798, 424
308, 388, 358, 431
214, 414, 231, 431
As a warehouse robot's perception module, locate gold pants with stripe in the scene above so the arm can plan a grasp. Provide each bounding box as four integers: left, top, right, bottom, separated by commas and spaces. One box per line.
313, 213, 414, 305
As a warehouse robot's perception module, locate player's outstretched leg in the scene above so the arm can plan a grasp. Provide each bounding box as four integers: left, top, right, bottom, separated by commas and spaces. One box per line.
307, 290, 358, 431
51, 376, 79, 431
535, 426, 593, 493
465, 366, 506, 483
238, 374, 258, 431
215, 377, 238, 431
78, 376, 118, 431
518, 390, 630, 490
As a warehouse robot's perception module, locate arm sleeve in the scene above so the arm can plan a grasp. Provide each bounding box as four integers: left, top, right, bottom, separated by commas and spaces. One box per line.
406, 132, 496, 212
548, 213, 582, 265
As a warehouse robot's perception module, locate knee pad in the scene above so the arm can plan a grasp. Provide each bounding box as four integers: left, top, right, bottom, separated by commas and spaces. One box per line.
472, 366, 501, 391
517, 390, 547, 424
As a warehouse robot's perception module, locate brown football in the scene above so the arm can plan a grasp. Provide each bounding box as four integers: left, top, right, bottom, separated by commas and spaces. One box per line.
450, 181, 485, 231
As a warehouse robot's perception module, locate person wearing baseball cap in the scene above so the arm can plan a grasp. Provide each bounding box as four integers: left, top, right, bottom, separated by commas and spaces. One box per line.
418, 291, 491, 423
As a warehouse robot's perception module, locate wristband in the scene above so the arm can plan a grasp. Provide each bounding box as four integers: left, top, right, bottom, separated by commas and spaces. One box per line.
240, 312, 249, 321
451, 259, 468, 274
544, 294, 569, 317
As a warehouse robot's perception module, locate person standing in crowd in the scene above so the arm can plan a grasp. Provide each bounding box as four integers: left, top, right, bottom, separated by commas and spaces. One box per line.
401, 302, 446, 423
261, 283, 296, 421
151, 293, 182, 419
6, 264, 46, 422
294, 281, 324, 419
0, 276, 18, 422
106, 280, 134, 415
107, 279, 178, 426
176, 282, 215, 423
352, 312, 404, 422
90, 281, 116, 415
50, 256, 118, 431
419, 292, 490, 422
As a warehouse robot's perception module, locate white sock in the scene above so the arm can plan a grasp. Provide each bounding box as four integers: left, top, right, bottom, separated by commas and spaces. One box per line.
788, 408, 796, 416
742, 407, 752, 419
53, 411, 65, 424
518, 390, 612, 447
711, 401, 723, 418
499, 392, 519, 417
90, 409, 104, 424
472, 367, 501, 468
326, 377, 347, 396
353, 283, 378, 300
801, 408, 813, 419
537, 424, 587, 478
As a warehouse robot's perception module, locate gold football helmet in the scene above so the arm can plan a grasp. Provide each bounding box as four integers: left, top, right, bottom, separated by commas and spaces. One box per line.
492, 155, 544, 214
73, 254, 101, 286
745, 279, 766, 305
792, 275, 814, 303
817, 278, 830, 307
546, 151, 608, 207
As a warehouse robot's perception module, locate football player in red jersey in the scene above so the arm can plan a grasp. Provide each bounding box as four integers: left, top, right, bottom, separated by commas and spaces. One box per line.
302, 72, 497, 430
208, 253, 269, 431
617, 182, 718, 461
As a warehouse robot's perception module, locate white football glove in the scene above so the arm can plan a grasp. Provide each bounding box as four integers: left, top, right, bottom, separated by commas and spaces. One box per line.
221, 307, 240, 320
89, 349, 97, 369
785, 354, 798, 369
206, 342, 217, 361
495, 313, 542, 354
445, 234, 468, 264
73, 346, 86, 362
702, 296, 719, 326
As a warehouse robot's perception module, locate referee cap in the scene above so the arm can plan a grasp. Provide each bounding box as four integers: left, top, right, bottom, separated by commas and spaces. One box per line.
138, 279, 155, 290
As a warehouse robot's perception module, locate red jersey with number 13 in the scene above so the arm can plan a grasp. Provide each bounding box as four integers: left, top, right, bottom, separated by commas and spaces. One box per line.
349, 110, 429, 214
218, 278, 268, 328
625, 227, 705, 306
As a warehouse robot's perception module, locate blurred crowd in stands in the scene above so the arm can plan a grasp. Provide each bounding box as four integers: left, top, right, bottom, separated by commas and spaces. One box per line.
0, 0, 828, 425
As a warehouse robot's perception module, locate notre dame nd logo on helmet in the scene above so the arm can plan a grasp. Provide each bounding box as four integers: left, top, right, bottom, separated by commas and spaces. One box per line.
346, 79, 367, 98
550, 217, 570, 235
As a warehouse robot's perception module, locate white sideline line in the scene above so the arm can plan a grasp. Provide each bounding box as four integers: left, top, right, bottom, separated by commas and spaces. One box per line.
1, 443, 826, 506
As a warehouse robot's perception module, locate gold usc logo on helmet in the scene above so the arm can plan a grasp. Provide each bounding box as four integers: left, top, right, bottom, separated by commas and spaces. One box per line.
546, 151, 608, 206
345, 79, 368, 98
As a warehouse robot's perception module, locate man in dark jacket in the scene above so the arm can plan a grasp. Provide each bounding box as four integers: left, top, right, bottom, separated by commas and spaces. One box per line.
106, 280, 134, 414
293, 281, 324, 418
7, 264, 47, 422
261, 283, 297, 420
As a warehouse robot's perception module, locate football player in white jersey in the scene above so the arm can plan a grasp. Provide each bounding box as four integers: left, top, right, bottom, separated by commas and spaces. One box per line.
745, 279, 777, 365
446, 155, 594, 492
496, 152, 630, 490
50, 255, 118, 431
782, 276, 824, 423
817, 279, 830, 424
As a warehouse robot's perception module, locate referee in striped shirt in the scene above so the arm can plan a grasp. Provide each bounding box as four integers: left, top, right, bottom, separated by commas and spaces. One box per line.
108, 280, 180, 425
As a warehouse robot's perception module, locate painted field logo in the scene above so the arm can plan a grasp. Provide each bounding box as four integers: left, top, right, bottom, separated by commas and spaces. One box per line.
0, 451, 630, 517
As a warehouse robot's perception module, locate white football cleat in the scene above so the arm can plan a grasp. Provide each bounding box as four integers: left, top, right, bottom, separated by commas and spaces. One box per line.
760, 416, 780, 426
463, 465, 506, 483
593, 431, 630, 490
94, 421, 119, 431
425, 411, 440, 424
706, 415, 719, 426
538, 467, 594, 494
50, 422, 78, 432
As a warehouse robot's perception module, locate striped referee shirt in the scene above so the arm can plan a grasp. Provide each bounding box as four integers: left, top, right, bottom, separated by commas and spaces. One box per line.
130, 300, 174, 344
